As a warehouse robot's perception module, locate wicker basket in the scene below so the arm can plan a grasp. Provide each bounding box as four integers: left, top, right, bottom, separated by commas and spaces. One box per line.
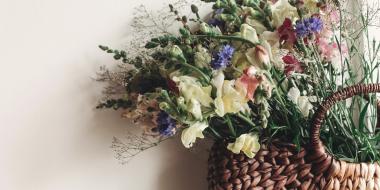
207, 84, 380, 190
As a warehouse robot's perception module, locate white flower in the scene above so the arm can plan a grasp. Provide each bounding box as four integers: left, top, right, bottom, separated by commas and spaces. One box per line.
287, 87, 301, 104
187, 98, 203, 120
260, 31, 285, 70
211, 71, 225, 98
287, 87, 313, 117
261, 40, 284, 71
172, 76, 213, 107
298, 96, 314, 117
227, 133, 261, 158
240, 24, 259, 44
181, 122, 208, 148
271, 0, 298, 28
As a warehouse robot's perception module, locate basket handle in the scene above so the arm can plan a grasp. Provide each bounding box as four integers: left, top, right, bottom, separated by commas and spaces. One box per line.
310, 84, 380, 151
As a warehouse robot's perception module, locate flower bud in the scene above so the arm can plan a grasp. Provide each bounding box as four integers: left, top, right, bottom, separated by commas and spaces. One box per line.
182, 16, 188, 23
159, 102, 170, 111
200, 22, 212, 34
191, 4, 199, 13
220, 14, 235, 22
177, 97, 187, 110
255, 45, 271, 70
179, 28, 190, 37
168, 45, 184, 58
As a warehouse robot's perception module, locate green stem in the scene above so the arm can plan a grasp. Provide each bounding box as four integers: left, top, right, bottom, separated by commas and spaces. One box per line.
178, 56, 210, 83
191, 35, 259, 47
237, 112, 256, 128
225, 115, 236, 137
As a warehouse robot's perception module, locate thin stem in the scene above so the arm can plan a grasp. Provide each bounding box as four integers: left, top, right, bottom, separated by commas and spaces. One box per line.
226, 115, 237, 137
237, 112, 256, 128
192, 35, 259, 47
177, 56, 211, 83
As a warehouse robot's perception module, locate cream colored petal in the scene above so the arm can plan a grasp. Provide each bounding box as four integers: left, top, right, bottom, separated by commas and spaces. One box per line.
240, 24, 259, 44
245, 16, 267, 34
287, 87, 301, 104
187, 98, 203, 120
227, 133, 260, 158
181, 122, 208, 148
298, 96, 313, 118
211, 70, 225, 98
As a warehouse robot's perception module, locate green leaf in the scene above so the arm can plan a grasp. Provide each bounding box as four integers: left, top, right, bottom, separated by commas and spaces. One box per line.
359, 102, 370, 132
145, 41, 160, 49
98, 45, 109, 51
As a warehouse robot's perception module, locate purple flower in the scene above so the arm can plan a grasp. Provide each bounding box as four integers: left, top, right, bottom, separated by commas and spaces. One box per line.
211, 45, 235, 69
208, 9, 224, 27
156, 111, 176, 137
295, 17, 323, 38
208, 18, 224, 27
308, 17, 323, 32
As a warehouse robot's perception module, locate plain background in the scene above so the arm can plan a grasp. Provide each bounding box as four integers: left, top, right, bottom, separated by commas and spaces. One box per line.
0, 0, 379, 190
0, 0, 210, 189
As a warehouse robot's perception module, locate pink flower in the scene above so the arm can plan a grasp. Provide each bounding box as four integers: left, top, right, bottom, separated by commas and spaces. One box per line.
316, 37, 348, 62
278, 18, 297, 46
283, 54, 303, 76
323, 6, 340, 24
235, 66, 262, 101
317, 38, 337, 61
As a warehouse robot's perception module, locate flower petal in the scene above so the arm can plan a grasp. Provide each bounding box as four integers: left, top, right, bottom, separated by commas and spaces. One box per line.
181, 122, 208, 148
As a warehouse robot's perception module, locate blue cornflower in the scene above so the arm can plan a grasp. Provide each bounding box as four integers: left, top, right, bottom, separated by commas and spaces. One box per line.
308, 17, 323, 32
295, 17, 323, 38
211, 45, 235, 69
156, 111, 176, 137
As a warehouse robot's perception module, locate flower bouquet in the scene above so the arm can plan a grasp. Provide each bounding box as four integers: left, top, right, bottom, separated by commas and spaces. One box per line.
96, 0, 380, 189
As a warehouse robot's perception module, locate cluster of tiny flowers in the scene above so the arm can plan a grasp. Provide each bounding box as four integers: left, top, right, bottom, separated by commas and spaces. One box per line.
211, 45, 235, 69
295, 17, 323, 38
156, 111, 176, 137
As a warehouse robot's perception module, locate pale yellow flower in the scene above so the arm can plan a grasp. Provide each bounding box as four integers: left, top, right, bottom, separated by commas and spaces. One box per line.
260, 39, 285, 71
181, 121, 208, 148
245, 16, 267, 34
231, 52, 251, 72
287, 87, 313, 117
172, 76, 213, 107
211, 72, 248, 117
222, 80, 248, 114
271, 0, 298, 28
227, 133, 261, 158
240, 24, 259, 44
187, 98, 203, 120
260, 31, 280, 46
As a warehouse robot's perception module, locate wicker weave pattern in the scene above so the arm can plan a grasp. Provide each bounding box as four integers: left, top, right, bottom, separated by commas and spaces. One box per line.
208, 84, 380, 190
208, 141, 315, 190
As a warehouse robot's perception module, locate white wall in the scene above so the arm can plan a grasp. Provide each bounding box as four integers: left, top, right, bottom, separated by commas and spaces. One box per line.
0, 0, 209, 189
